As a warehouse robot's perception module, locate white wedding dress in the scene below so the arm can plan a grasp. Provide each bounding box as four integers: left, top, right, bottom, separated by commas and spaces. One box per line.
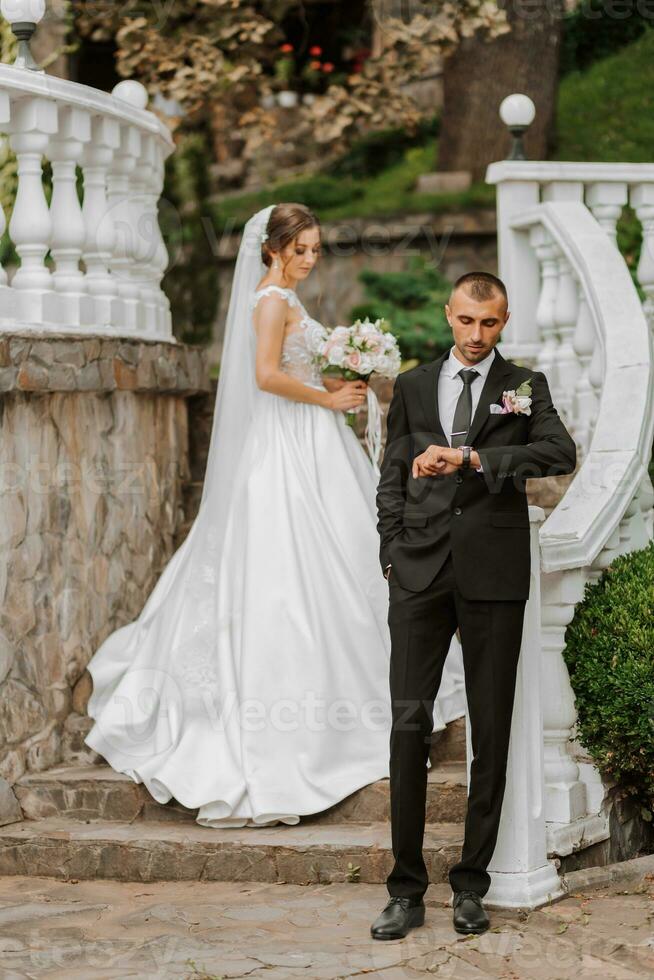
84, 208, 466, 828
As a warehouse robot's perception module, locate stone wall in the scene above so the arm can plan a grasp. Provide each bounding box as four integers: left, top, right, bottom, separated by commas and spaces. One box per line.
0, 335, 210, 809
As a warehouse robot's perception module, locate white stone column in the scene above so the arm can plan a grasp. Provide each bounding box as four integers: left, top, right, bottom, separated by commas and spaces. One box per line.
487, 167, 541, 360
539, 566, 588, 826
473, 509, 564, 910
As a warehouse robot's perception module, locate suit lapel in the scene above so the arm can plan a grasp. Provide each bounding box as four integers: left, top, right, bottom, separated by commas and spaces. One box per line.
416, 352, 448, 440
466, 347, 515, 447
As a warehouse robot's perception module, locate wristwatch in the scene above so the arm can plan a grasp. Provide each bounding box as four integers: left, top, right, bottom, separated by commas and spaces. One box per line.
460, 446, 473, 470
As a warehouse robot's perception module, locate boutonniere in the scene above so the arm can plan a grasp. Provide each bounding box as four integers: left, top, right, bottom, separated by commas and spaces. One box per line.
490, 378, 533, 416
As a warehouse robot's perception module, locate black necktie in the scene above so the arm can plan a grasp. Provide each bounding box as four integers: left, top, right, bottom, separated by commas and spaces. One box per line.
451, 368, 479, 448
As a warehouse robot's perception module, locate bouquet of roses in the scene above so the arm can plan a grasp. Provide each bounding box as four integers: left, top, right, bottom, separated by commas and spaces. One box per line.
308, 317, 402, 470
310, 316, 401, 416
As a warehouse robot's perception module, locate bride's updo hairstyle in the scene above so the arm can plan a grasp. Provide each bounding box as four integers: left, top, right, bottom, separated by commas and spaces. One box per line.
261, 203, 320, 271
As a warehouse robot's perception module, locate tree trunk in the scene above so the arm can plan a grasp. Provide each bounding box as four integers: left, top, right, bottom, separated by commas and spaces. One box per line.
438, 0, 565, 181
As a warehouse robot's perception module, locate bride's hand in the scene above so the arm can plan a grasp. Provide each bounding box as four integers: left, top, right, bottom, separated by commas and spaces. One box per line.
327, 381, 368, 412
322, 377, 347, 394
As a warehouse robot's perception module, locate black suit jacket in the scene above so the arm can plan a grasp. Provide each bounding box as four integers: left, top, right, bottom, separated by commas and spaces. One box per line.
376, 347, 577, 599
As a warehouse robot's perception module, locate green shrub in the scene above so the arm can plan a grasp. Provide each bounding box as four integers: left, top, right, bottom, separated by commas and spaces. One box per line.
350, 255, 453, 365
274, 174, 360, 210
327, 117, 440, 180
562, 541, 654, 821
556, 28, 654, 163
561, 0, 652, 77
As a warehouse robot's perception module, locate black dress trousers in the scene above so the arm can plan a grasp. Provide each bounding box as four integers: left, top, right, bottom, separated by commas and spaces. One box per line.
386, 551, 526, 899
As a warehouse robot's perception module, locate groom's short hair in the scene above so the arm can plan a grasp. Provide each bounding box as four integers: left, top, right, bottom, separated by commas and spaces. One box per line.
451, 272, 508, 308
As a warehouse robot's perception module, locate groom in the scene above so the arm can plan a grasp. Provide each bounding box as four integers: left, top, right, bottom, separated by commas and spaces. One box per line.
372, 272, 576, 938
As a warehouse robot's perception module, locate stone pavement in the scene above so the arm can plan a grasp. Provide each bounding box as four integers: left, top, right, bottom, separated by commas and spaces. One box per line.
0, 858, 652, 979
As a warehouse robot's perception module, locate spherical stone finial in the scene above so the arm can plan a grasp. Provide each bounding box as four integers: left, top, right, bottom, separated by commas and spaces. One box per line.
499, 94, 536, 130
112, 80, 149, 111
1, 0, 46, 24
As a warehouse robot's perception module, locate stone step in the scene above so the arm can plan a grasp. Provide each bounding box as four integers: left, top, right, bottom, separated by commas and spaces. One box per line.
14, 761, 468, 826
0, 816, 463, 884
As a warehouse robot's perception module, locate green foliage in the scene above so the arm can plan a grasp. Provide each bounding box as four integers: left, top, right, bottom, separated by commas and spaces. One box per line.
556, 28, 654, 163
560, 0, 653, 77
562, 542, 654, 818
328, 117, 440, 180
350, 256, 453, 365
274, 174, 360, 210
162, 131, 219, 345
210, 137, 495, 233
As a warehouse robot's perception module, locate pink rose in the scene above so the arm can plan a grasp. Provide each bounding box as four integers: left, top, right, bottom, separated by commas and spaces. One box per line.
345, 351, 362, 371
501, 394, 514, 414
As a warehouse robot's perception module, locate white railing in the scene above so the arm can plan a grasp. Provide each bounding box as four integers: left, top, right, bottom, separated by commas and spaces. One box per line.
0, 65, 175, 340
483, 160, 654, 906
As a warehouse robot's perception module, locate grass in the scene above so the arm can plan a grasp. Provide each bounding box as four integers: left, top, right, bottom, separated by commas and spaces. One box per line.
555, 28, 654, 163
209, 140, 495, 233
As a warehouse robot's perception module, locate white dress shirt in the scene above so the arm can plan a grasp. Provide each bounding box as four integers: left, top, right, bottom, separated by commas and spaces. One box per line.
438, 345, 496, 446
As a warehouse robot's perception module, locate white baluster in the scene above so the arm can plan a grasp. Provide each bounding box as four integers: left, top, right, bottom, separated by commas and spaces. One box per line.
585, 181, 627, 245
618, 492, 647, 555
49, 105, 93, 327
552, 247, 580, 420
531, 226, 560, 391
150, 143, 173, 339
540, 567, 588, 825
107, 122, 142, 333
630, 183, 654, 327
7, 97, 60, 326
81, 116, 121, 331
131, 132, 159, 335
571, 286, 597, 454
589, 526, 621, 582
587, 340, 604, 442
0, 92, 10, 298
639, 472, 654, 540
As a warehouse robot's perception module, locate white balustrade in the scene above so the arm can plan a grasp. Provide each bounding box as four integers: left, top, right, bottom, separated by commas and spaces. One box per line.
0, 64, 175, 340
485, 160, 654, 907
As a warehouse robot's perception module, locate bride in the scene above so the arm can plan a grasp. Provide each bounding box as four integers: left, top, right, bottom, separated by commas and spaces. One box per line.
84, 202, 466, 827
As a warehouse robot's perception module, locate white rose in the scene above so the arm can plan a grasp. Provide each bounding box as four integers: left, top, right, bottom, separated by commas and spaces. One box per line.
327, 345, 346, 366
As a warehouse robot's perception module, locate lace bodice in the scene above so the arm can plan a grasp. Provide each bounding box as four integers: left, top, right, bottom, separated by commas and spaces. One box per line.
250, 285, 324, 387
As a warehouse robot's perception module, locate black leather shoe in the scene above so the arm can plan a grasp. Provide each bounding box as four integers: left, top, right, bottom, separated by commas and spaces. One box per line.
370, 896, 426, 940
452, 889, 489, 934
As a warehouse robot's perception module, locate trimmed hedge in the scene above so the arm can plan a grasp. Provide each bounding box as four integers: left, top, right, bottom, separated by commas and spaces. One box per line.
350, 255, 453, 365
562, 541, 654, 823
